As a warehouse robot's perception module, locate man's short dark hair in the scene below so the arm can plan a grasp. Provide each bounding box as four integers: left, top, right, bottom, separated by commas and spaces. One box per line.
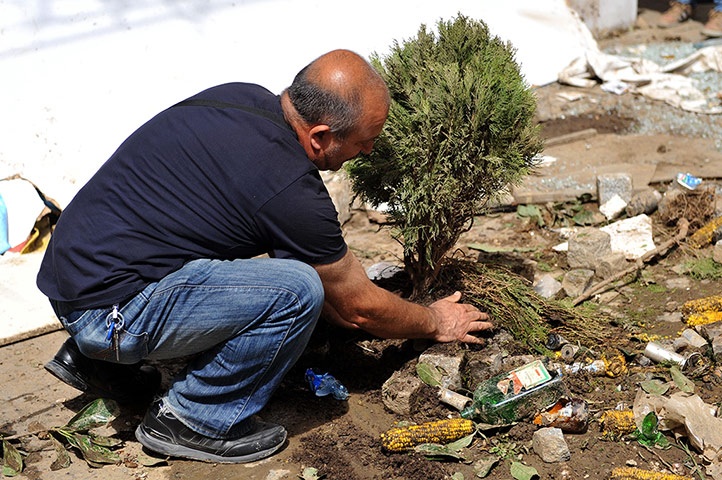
286, 65, 361, 140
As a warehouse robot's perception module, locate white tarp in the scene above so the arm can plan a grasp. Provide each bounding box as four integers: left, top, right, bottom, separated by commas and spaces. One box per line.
560, 43, 722, 114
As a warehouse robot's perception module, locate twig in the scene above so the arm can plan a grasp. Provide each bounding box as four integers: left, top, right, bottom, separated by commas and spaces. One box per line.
572, 218, 689, 306
641, 444, 676, 472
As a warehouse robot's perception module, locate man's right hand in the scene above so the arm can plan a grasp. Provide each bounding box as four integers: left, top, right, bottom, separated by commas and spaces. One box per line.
427, 291, 493, 344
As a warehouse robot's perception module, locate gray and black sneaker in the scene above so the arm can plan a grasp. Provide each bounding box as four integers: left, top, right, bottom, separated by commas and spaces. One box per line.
135, 400, 287, 463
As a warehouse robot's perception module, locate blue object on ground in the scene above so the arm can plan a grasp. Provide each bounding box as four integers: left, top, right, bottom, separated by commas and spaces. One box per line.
305, 368, 349, 401
0, 193, 10, 254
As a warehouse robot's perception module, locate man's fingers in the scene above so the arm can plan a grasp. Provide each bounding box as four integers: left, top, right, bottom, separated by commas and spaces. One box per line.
461, 334, 486, 345
470, 320, 494, 331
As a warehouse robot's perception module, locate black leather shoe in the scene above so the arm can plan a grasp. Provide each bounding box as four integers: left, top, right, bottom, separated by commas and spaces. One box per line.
44, 337, 161, 404
135, 400, 287, 463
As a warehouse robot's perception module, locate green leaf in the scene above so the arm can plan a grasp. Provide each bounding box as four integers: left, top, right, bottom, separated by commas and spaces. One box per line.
89, 432, 123, 448
474, 455, 500, 478
414, 442, 468, 461
670, 365, 695, 393
299, 467, 326, 479
446, 432, 475, 451
639, 379, 669, 396
72, 432, 120, 467
2, 440, 23, 476
65, 398, 120, 431
510, 461, 539, 480
572, 209, 595, 226
416, 362, 443, 387
49, 435, 72, 471
516, 205, 544, 227
451, 472, 465, 480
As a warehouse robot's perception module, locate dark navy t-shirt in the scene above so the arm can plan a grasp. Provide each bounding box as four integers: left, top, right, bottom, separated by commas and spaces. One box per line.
37, 83, 347, 310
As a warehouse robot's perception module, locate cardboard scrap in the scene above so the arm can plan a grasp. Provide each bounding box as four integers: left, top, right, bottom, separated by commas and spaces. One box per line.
634, 390, 722, 462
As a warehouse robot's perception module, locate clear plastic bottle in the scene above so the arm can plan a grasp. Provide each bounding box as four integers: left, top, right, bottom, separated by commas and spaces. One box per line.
305, 368, 349, 401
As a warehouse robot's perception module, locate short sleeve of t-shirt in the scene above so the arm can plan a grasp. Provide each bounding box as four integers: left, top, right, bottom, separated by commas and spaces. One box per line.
255, 171, 347, 265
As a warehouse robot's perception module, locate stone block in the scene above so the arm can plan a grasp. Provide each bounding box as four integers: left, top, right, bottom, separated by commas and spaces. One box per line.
597, 173, 633, 204
562, 269, 595, 298
567, 228, 612, 269
532, 427, 570, 463
595, 252, 628, 279
534, 273, 563, 299
381, 370, 424, 416
419, 344, 466, 390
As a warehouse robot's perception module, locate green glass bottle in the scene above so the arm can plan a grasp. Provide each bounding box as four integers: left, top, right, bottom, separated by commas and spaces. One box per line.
461, 360, 568, 425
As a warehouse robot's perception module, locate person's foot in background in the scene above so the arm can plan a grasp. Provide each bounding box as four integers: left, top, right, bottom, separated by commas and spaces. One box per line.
658, 1, 694, 27
702, 9, 722, 37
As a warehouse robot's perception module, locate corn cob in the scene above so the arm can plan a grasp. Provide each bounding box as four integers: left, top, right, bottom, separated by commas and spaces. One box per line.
600, 410, 636, 440
682, 294, 722, 326
687, 215, 722, 248
380, 418, 475, 452
610, 466, 692, 480
603, 354, 627, 378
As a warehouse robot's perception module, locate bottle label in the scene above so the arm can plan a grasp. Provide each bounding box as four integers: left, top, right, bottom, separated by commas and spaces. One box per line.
496, 360, 551, 395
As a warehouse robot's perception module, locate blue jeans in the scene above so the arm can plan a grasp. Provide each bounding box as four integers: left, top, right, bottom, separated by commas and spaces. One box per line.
56, 258, 324, 438
677, 0, 722, 9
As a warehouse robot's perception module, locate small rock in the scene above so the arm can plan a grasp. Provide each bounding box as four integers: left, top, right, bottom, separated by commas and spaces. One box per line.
567, 228, 612, 269
664, 277, 691, 290
595, 252, 627, 280
532, 427, 570, 463
597, 173, 633, 204
418, 345, 465, 390
533, 273, 563, 299
656, 312, 683, 323
562, 269, 595, 298
714, 240, 722, 264
599, 194, 627, 220
381, 370, 424, 415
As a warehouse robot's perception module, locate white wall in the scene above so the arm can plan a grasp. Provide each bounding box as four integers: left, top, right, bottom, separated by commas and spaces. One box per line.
567, 0, 638, 36
0, 0, 596, 207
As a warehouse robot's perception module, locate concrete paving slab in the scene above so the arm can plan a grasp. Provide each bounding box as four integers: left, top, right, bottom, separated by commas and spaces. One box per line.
512, 133, 722, 204
0, 250, 61, 347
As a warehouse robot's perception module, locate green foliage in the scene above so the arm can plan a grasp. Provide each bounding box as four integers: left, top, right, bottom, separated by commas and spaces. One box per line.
1, 398, 122, 475
683, 257, 722, 280
442, 260, 610, 354
346, 14, 543, 297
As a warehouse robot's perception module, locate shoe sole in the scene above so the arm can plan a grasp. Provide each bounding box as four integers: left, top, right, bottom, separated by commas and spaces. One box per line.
45, 358, 140, 403
701, 29, 722, 37
45, 358, 90, 393
135, 424, 287, 463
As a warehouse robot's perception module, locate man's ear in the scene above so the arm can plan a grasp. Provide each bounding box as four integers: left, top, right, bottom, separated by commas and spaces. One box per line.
309, 124, 333, 153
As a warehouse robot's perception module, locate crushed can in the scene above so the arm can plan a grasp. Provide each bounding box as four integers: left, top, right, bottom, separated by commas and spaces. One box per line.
676, 172, 702, 190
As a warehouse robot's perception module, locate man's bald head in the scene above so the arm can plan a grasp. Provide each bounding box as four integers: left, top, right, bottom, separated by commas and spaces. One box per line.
285, 49, 389, 139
